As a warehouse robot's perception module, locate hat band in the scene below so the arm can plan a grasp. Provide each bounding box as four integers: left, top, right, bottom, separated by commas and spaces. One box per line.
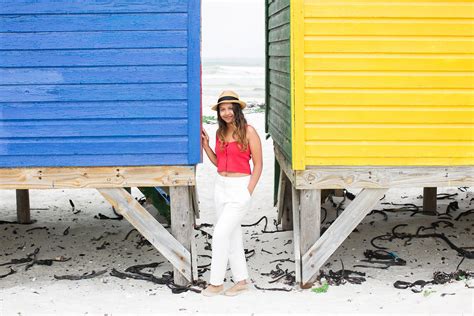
218, 96, 239, 103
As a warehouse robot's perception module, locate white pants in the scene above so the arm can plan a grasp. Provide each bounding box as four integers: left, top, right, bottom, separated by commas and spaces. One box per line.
209, 174, 251, 285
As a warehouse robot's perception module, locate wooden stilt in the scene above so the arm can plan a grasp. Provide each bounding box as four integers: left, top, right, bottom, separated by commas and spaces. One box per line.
423, 187, 438, 215
189, 185, 200, 220
276, 169, 293, 230
276, 169, 285, 225
16, 189, 31, 224
170, 186, 197, 285
301, 188, 388, 285
98, 188, 193, 282
291, 186, 302, 284
281, 178, 293, 230
299, 189, 321, 288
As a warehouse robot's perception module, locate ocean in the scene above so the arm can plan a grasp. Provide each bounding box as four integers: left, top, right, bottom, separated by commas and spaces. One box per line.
202, 58, 265, 116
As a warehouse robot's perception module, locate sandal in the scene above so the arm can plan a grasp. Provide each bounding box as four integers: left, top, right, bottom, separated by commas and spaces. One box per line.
202, 285, 225, 297
223, 283, 249, 296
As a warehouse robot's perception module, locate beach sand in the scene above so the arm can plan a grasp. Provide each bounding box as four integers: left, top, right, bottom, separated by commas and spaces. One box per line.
0, 112, 472, 315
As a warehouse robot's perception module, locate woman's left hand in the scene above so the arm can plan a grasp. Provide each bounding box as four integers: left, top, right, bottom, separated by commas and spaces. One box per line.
247, 186, 253, 195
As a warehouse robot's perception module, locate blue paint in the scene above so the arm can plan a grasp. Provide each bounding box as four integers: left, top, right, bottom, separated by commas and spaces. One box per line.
0, 13, 188, 32
1, 1, 188, 15
2, 101, 188, 120
0, 83, 187, 102
0, 138, 188, 155
0, 66, 187, 85
2, 119, 188, 138
0, 31, 187, 50
0, 49, 187, 67
187, 0, 202, 164
0, 0, 201, 168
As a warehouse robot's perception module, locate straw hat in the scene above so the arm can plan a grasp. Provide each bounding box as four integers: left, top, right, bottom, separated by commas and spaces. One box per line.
211, 90, 247, 111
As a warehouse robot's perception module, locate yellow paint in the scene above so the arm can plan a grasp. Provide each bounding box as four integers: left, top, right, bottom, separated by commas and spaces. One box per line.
291, 0, 306, 170
290, 0, 474, 168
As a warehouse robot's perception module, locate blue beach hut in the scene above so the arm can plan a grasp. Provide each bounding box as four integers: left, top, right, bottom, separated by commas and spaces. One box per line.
0, 0, 201, 285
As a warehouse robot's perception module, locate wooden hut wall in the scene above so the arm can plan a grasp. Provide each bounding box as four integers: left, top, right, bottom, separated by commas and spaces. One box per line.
0, 0, 201, 168
291, 0, 474, 170
265, 0, 293, 162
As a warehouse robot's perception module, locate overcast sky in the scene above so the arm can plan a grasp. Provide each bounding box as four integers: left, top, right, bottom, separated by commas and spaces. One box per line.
201, 0, 265, 60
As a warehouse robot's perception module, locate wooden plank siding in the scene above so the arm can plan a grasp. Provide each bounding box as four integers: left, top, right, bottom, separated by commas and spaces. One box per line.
292, 0, 474, 169
0, 0, 201, 168
266, 0, 292, 161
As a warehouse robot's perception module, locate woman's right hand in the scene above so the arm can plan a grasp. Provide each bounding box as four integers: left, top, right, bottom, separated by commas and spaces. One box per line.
201, 127, 210, 149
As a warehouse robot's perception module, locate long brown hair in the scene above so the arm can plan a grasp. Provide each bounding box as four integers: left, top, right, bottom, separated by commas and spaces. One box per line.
216, 103, 248, 152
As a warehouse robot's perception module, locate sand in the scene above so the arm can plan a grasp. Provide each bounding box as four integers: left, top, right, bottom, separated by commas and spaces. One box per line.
0, 112, 472, 315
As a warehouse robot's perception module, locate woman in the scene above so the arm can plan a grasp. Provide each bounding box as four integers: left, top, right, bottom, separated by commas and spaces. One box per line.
201, 90, 263, 296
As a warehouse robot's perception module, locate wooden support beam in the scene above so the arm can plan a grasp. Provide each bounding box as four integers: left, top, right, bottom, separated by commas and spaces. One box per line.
299, 189, 321, 288
277, 169, 293, 229
281, 179, 293, 230
276, 169, 285, 225
98, 188, 192, 282
296, 166, 473, 189
0, 166, 195, 189
189, 185, 200, 220
291, 186, 302, 284
170, 186, 197, 285
16, 189, 31, 224
423, 187, 438, 215
301, 188, 388, 285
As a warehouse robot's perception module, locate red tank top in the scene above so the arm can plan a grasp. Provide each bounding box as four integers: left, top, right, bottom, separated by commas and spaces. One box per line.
215, 134, 252, 175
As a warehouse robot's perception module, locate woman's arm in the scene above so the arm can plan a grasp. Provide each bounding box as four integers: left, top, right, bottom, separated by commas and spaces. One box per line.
202, 128, 218, 167
247, 125, 263, 195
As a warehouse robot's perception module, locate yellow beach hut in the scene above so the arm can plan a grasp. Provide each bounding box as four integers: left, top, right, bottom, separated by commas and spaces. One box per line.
265, 0, 474, 286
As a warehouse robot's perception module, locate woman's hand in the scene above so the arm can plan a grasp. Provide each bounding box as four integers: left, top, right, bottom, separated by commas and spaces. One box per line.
247, 186, 253, 196
201, 127, 210, 149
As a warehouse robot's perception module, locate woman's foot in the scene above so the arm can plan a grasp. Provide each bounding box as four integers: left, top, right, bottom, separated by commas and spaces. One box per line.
224, 280, 249, 296
202, 284, 225, 297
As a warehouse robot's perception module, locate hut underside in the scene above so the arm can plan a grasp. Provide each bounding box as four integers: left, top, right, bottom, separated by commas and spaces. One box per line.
274, 145, 474, 287
0, 165, 198, 286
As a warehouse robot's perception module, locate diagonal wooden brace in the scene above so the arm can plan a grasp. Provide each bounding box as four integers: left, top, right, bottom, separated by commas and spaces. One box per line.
98, 188, 192, 282
301, 188, 388, 285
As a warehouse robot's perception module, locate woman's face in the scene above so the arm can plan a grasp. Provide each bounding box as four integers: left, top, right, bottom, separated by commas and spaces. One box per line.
218, 102, 235, 124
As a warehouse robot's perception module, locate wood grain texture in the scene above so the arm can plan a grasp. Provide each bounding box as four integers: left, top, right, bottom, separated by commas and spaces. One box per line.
170, 186, 196, 285
298, 189, 321, 287
291, 185, 302, 284
98, 188, 192, 282
301, 188, 388, 284
295, 166, 474, 189
0, 166, 195, 189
